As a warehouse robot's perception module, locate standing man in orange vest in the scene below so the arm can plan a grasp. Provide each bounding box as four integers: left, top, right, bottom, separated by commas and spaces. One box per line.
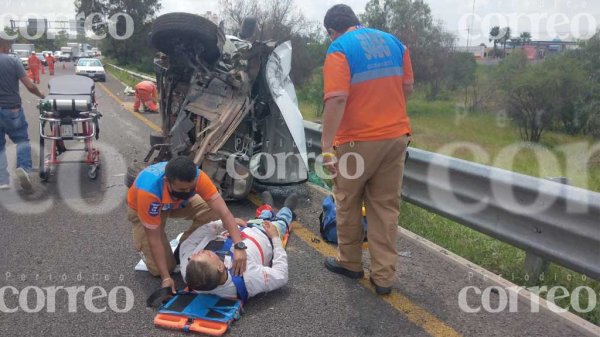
27, 52, 41, 84
133, 80, 158, 113
45, 53, 55, 75
320, 4, 414, 295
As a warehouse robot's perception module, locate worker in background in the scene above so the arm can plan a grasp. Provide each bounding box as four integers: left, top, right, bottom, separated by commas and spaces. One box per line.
45, 53, 55, 76
27, 51, 41, 84
40, 54, 45, 75
133, 80, 158, 113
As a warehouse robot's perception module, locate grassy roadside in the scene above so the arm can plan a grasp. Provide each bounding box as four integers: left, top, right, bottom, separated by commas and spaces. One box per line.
103, 58, 154, 88
298, 94, 600, 324
104, 65, 142, 88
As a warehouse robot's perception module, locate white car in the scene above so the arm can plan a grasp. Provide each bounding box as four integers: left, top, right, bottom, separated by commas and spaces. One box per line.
75, 58, 106, 82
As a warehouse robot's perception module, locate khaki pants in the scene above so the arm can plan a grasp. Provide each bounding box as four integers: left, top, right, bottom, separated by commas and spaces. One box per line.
333, 135, 410, 287
128, 195, 219, 276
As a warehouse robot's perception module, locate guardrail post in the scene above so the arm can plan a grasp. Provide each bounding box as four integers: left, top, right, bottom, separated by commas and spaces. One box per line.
523, 177, 570, 282
523, 253, 549, 283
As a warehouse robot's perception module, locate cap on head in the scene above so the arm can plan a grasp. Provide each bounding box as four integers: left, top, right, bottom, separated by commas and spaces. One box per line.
324, 4, 360, 33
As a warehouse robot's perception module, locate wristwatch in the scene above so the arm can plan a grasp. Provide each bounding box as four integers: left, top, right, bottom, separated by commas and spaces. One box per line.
234, 241, 247, 250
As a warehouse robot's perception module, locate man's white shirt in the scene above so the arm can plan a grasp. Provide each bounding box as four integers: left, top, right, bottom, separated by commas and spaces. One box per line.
179, 220, 288, 298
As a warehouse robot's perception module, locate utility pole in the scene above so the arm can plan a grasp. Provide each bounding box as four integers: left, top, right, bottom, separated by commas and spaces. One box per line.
466, 0, 476, 49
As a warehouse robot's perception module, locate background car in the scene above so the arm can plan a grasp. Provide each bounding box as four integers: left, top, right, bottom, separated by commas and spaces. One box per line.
13, 50, 29, 70
8, 52, 28, 70
36, 53, 48, 66
59, 52, 72, 62
75, 58, 106, 82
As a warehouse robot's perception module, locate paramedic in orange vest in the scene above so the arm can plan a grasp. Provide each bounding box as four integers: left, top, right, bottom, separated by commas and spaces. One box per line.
320, 4, 414, 296
45, 53, 55, 75
133, 80, 158, 113
127, 156, 247, 293
27, 52, 41, 84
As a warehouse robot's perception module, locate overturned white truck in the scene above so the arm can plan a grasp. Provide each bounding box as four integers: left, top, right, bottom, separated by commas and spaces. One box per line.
126, 13, 309, 200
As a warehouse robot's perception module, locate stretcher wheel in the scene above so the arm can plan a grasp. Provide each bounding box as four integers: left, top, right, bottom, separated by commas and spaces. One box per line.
88, 165, 99, 180
39, 169, 50, 182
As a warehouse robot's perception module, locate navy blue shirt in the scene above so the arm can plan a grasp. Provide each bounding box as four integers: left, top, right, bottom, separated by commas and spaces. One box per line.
0, 53, 27, 107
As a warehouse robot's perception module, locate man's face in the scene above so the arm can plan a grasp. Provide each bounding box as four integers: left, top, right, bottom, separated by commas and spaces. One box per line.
166, 178, 196, 200
190, 250, 225, 269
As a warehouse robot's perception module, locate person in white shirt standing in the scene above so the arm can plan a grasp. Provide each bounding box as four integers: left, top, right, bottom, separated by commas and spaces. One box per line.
179, 191, 298, 302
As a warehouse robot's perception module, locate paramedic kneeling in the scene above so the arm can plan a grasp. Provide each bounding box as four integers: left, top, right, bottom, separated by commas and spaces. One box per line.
179, 192, 297, 301
127, 156, 247, 292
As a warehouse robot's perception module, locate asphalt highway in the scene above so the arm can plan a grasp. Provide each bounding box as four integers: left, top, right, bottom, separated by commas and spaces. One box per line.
0, 63, 589, 337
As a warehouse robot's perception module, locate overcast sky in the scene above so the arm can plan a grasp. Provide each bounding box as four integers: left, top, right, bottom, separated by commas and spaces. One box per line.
2, 0, 599, 45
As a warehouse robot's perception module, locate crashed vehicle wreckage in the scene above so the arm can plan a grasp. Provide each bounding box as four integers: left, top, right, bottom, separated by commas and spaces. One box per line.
126, 13, 309, 199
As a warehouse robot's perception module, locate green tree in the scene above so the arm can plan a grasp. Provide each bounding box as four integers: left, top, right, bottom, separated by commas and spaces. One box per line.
572, 31, 600, 136
501, 27, 511, 54
290, 24, 328, 87
361, 0, 387, 30
447, 52, 476, 90
220, 0, 306, 41
220, 0, 324, 87
498, 52, 590, 142
75, 0, 161, 71
489, 26, 500, 57
520, 32, 532, 44
362, 0, 457, 100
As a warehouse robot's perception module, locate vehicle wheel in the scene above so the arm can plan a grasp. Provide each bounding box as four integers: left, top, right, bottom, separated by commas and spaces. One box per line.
149, 12, 221, 63
125, 161, 147, 188
88, 165, 99, 180
149, 133, 164, 147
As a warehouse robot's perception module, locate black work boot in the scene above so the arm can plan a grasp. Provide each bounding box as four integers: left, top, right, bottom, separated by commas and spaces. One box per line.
283, 193, 298, 212
324, 257, 364, 279
261, 190, 274, 207
370, 277, 392, 295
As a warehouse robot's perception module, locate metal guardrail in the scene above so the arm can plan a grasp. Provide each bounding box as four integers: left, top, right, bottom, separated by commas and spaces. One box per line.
304, 121, 600, 280
105, 63, 155, 83
109, 64, 600, 280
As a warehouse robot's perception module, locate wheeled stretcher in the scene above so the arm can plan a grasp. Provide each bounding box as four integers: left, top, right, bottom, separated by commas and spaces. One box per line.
38, 75, 102, 181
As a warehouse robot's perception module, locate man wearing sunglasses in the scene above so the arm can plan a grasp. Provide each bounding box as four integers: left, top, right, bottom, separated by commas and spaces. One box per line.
127, 156, 247, 293
320, 4, 414, 295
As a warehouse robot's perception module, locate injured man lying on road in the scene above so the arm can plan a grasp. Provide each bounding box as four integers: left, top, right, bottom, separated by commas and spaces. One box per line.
179, 191, 297, 301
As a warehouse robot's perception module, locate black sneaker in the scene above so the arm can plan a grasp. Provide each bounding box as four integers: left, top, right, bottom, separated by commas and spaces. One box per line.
369, 277, 392, 295
324, 256, 364, 279
261, 190, 274, 207
283, 193, 298, 212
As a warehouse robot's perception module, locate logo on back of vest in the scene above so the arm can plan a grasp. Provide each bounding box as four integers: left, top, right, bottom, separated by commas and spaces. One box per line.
149, 202, 161, 216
